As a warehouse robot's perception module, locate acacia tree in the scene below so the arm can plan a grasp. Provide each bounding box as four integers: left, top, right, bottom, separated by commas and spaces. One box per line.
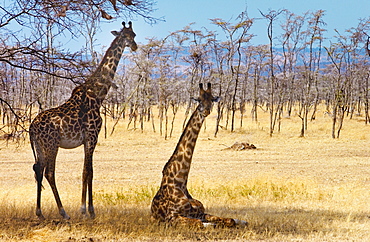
176, 25, 212, 128
3, 3, 370, 142
297, 10, 326, 137
324, 18, 369, 138
211, 11, 254, 132
346, 19, 370, 122
0, 0, 159, 82
325, 41, 349, 139
279, 10, 307, 118
0, 0, 158, 139
248, 45, 269, 122
362, 66, 370, 124
260, 9, 284, 137
163, 32, 188, 138
208, 32, 227, 137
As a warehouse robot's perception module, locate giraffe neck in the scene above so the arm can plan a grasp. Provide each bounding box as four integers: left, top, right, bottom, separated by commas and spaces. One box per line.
94, 36, 124, 80
86, 36, 126, 101
161, 107, 205, 187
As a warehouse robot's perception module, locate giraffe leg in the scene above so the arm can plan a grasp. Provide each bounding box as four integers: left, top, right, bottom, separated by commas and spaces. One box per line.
165, 197, 206, 228
81, 140, 96, 219
189, 197, 237, 227
204, 214, 247, 227
81, 156, 95, 218
188, 199, 229, 228
170, 215, 204, 228
80, 161, 90, 217
87, 158, 95, 219
189, 199, 205, 213
44, 151, 70, 220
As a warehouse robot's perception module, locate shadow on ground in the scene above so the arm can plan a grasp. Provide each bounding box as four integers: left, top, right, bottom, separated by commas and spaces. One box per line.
0, 205, 369, 241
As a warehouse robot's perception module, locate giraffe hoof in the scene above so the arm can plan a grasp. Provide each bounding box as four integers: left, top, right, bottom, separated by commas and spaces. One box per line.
60, 208, 70, 220
88, 206, 95, 219
36, 209, 45, 221
89, 213, 96, 219
81, 210, 95, 219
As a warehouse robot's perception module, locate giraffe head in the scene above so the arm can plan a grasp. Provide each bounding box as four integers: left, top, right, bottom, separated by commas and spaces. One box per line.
193, 83, 220, 117
111, 21, 138, 51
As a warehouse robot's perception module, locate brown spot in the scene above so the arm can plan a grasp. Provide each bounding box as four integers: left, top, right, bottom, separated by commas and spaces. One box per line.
191, 127, 199, 134
186, 142, 194, 151
177, 154, 184, 162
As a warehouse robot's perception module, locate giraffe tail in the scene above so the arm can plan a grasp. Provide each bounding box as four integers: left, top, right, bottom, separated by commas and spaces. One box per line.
32, 163, 44, 189
30, 128, 44, 189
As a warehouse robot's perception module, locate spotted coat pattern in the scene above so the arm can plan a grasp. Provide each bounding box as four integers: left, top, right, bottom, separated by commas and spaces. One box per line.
151, 83, 238, 228
30, 22, 137, 220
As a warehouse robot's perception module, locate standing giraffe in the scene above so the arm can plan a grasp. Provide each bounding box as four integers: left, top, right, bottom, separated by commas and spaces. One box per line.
30, 21, 137, 220
151, 83, 247, 228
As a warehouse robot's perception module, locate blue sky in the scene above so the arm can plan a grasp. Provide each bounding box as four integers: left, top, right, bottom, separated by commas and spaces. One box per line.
94, 0, 369, 49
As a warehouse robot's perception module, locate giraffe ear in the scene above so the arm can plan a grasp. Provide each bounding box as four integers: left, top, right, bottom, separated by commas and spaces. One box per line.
111, 31, 119, 36
191, 97, 200, 103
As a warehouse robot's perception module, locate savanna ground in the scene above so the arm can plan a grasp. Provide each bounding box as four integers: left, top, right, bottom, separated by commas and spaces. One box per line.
1, 105, 370, 241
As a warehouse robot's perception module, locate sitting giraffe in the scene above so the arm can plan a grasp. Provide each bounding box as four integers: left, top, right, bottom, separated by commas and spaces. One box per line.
151, 83, 247, 228
29, 22, 137, 220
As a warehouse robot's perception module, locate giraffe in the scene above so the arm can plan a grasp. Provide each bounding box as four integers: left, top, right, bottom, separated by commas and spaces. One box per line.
151, 83, 247, 228
29, 21, 137, 220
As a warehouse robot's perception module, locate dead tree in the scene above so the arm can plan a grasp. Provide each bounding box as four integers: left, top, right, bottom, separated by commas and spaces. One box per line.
260, 9, 285, 137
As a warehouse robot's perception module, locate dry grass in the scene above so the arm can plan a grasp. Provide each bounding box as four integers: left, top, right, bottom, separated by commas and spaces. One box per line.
1, 105, 370, 241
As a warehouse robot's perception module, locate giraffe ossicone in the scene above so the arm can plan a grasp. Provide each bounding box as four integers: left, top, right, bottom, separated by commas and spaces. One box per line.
151, 83, 248, 228
30, 21, 137, 220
